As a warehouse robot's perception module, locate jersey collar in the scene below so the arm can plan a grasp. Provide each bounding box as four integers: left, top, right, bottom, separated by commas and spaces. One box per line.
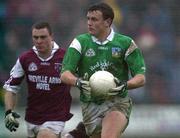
32, 41, 59, 61
91, 28, 115, 45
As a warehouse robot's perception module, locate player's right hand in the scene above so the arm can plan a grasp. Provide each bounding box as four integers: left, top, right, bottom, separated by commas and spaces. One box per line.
76, 73, 91, 97
4, 110, 20, 132
76, 78, 91, 92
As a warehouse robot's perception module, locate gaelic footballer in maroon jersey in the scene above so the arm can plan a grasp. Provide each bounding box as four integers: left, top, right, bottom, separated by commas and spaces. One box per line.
3, 22, 73, 138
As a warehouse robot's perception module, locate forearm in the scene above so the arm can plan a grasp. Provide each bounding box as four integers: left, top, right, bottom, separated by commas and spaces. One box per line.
4, 91, 17, 111
127, 74, 146, 90
60, 71, 78, 86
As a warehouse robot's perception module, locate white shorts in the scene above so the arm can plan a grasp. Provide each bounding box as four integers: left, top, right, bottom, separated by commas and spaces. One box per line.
26, 121, 65, 138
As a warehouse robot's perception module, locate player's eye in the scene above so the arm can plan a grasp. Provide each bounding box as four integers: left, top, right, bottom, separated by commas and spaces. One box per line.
33, 35, 47, 39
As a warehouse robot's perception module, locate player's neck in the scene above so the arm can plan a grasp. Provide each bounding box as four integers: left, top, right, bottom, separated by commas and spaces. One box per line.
97, 28, 111, 42
38, 45, 53, 59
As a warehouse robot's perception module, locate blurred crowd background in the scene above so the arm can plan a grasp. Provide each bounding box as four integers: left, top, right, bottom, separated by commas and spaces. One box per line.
0, 0, 180, 137
1, 0, 180, 104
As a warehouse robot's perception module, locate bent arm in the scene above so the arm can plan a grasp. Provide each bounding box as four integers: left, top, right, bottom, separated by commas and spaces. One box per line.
127, 74, 145, 90
60, 71, 78, 86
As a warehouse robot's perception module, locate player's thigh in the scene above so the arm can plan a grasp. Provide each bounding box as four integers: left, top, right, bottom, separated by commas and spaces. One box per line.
101, 111, 127, 138
37, 129, 60, 138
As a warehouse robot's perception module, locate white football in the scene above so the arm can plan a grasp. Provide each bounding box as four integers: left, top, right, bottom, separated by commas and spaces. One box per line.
89, 71, 116, 99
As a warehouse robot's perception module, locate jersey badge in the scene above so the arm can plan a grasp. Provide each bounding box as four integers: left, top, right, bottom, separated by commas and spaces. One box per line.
85, 48, 95, 57
112, 47, 122, 58
28, 62, 38, 71
54, 63, 62, 73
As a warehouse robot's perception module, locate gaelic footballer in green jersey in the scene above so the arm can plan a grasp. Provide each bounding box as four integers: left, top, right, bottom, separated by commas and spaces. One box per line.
61, 2, 146, 138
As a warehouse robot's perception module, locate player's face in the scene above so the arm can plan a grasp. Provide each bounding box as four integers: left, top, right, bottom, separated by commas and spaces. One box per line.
32, 28, 53, 54
87, 10, 110, 39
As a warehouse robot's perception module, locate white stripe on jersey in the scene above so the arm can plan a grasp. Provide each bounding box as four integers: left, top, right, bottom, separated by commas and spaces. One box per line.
3, 59, 24, 93
10, 59, 25, 78
69, 38, 82, 54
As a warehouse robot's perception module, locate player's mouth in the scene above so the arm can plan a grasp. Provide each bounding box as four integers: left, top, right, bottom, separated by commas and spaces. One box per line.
36, 45, 45, 51
88, 27, 95, 34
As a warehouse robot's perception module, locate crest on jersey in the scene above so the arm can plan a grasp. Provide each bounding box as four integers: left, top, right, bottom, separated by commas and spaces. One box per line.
112, 47, 122, 58
85, 48, 95, 57
28, 62, 37, 71
54, 63, 62, 73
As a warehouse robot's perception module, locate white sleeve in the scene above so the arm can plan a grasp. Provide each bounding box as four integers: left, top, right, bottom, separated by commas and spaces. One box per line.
69, 38, 82, 54
3, 59, 25, 93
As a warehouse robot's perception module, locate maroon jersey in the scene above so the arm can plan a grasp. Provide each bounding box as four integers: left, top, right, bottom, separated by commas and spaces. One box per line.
3, 42, 73, 124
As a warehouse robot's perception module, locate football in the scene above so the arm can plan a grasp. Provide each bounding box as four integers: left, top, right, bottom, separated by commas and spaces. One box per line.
89, 70, 116, 99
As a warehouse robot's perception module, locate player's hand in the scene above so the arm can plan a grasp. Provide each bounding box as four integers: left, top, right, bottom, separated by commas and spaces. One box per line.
108, 78, 127, 96
4, 110, 20, 132
76, 73, 91, 92
76, 78, 91, 92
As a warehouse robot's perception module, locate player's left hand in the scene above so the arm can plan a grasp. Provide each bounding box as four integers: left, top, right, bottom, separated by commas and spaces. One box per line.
108, 78, 127, 96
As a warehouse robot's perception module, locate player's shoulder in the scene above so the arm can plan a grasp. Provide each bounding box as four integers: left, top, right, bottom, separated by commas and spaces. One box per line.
114, 33, 132, 42
19, 49, 34, 60
76, 33, 91, 41
17, 49, 35, 65
55, 46, 64, 52
113, 33, 133, 48
54, 47, 66, 58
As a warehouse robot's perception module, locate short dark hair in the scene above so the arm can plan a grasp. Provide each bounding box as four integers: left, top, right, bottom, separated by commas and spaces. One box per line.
32, 21, 52, 35
88, 3, 114, 22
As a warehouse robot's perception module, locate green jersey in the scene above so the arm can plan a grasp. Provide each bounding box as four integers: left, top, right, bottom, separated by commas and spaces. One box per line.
62, 29, 146, 103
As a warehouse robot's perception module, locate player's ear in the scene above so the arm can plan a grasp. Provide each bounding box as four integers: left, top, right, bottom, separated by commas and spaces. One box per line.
105, 18, 112, 27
